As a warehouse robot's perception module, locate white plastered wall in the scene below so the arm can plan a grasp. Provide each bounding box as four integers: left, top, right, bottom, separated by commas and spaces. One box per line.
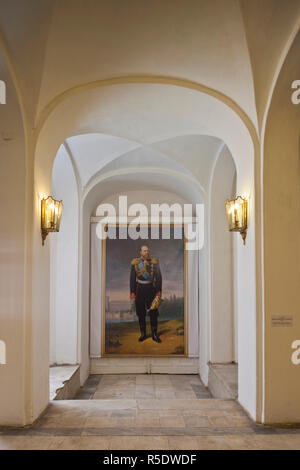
210, 146, 237, 363
50, 144, 79, 365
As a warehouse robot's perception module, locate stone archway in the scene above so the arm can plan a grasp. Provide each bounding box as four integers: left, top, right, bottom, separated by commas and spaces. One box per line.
31, 79, 260, 423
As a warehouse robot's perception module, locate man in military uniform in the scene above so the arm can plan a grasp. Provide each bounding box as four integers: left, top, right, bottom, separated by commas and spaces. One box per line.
130, 245, 162, 343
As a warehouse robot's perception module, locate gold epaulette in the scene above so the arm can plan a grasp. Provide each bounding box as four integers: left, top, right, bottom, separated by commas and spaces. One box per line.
131, 258, 140, 265
151, 258, 159, 264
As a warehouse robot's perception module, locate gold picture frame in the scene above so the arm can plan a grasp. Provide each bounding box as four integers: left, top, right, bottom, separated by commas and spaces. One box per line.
100, 223, 188, 357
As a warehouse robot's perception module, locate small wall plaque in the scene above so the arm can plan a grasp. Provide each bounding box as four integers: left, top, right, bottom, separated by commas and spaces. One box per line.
271, 315, 293, 327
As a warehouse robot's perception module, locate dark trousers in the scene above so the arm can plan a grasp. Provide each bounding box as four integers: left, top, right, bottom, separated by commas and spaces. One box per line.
135, 284, 159, 332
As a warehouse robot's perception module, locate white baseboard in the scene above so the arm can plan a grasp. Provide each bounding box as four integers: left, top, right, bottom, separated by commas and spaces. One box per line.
90, 357, 199, 375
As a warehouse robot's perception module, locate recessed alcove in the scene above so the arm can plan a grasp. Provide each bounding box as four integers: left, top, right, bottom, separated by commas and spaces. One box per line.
1, 0, 300, 449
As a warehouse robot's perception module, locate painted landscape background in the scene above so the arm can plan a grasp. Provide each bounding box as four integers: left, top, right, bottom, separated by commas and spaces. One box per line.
104, 226, 185, 355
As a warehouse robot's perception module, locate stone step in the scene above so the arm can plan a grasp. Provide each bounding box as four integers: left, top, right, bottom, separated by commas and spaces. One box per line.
90, 357, 199, 374
208, 363, 238, 399
50, 365, 81, 400
48, 397, 239, 412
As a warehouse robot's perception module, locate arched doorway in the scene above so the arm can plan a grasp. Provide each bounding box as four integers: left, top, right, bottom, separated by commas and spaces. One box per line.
33, 80, 260, 422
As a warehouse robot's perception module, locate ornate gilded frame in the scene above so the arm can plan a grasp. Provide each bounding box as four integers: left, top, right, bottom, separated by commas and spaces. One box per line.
100, 223, 188, 357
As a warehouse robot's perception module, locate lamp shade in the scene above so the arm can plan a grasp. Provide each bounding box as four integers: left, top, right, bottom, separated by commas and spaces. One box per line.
41, 196, 63, 245
225, 196, 247, 232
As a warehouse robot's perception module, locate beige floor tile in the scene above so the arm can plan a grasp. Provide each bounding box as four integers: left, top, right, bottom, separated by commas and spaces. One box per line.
207, 416, 233, 427
45, 405, 87, 416
171, 382, 193, 388
48, 436, 111, 450
154, 384, 174, 391
136, 410, 160, 428
137, 399, 172, 410
168, 436, 231, 450
109, 436, 170, 450
83, 416, 123, 428
100, 382, 136, 388
154, 386, 175, 397
208, 414, 251, 427
227, 416, 253, 427
135, 391, 155, 399
183, 415, 211, 427
155, 390, 176, 398
42, 409, 86, 419
111, 417, 137, 427
182, 409, 208, 417
154, 385, 175, 392
110, 409, 137, 418
225, 435, 295, 450
222, 435, 258, 450
159, 415, 186, 427
136, 385, 155, 392
86, 399, 137, 409
3, 375, 300, 449
135, 417, 160, 427
84, 409, 112, 417
94, 391, 136, 399
170, 378, 192, 384
155, 378, 174, 384
0, 437, 54, 450
99, 380, 125, 386
137, 399, 205, 410
93, 393, 115, 399
37, 415, 87, 428
174, 391, 197, 399
136, 376, 154, 384
158, 409, 181, 417
282, 434, 300, 450
96, 385, 136, 392
109, 378, 136, 384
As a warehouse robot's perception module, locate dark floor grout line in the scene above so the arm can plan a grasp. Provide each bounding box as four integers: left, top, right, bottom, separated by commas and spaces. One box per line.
1, 425, 299, 437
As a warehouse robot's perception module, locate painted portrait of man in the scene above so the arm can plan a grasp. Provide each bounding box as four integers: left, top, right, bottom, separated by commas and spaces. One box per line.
103, 226, 186, 356
130, 245, 163, 343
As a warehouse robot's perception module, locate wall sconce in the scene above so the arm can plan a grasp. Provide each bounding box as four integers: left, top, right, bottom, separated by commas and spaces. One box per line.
225, 196, 248, 245
41, 196, 63, 246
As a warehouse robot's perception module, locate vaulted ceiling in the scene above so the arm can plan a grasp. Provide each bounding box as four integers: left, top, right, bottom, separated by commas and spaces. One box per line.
0, 0, 299, 131
60, 133, 223, 197
0, 0, 299, 201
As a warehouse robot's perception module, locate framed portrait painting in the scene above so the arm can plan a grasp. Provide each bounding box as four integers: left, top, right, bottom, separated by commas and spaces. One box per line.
101, 225, 187, 356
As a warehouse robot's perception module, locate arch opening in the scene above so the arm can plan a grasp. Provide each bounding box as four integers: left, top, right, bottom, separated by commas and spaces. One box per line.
34, 81, 258, 420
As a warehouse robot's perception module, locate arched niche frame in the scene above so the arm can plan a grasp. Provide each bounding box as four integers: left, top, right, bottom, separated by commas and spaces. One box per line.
33, 78, 261, 421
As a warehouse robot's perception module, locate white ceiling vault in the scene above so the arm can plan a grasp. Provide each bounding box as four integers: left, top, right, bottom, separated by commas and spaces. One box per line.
38, 82, 251, 203
62, 133, 223, 195
0, 0, 299, 134
1, 0, 297, 205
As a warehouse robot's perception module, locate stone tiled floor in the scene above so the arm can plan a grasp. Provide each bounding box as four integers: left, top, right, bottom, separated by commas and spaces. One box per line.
75, 374, 212, 400
0, 374, 300, 449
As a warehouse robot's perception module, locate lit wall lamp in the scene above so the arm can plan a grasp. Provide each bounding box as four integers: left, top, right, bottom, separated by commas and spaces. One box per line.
41, 196, 63, 246
225, 196, 248, 245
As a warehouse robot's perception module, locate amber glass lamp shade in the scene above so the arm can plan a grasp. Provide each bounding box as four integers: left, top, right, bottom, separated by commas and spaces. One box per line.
225, 196, 248, 245
41, 196, 63, 245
